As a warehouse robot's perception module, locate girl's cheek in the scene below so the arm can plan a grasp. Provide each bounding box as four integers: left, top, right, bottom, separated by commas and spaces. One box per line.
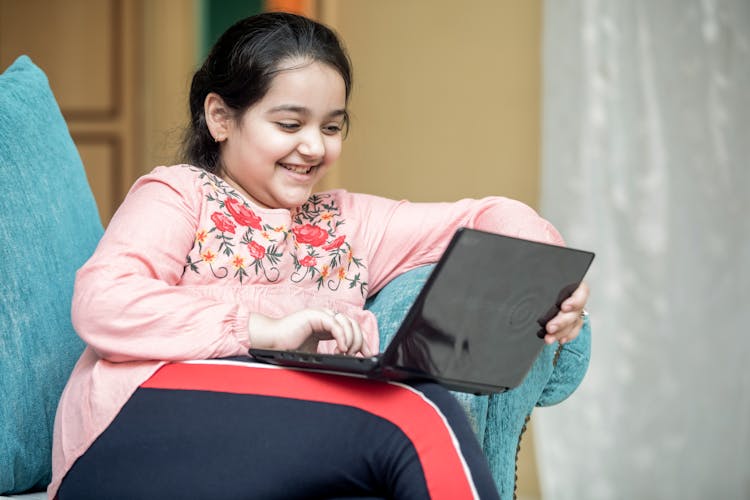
259, 137, 295, 158
325, 139, 343, 163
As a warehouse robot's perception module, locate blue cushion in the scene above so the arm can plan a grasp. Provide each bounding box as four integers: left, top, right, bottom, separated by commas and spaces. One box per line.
0, 56, 103, 495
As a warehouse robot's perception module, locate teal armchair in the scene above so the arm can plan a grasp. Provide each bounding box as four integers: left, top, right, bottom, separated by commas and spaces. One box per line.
0, 56, 590, 499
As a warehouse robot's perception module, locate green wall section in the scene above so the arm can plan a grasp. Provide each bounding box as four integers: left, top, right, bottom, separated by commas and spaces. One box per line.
200, 0, 264, 61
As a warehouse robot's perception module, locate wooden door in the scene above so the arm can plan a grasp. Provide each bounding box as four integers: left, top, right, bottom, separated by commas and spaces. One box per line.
1, 0, 196, 225
0, 0, 142, 224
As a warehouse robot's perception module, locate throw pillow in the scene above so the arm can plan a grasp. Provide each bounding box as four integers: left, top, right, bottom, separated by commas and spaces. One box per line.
0, 55, 103, 495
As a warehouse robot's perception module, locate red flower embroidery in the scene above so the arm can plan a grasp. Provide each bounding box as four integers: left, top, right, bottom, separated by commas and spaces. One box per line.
322, 235, 346, 251
299, 255, 317, 267
293, 224, 328, 247
211, 212, 236, 234
225, 197, 262, 229
247, 241, 266, 260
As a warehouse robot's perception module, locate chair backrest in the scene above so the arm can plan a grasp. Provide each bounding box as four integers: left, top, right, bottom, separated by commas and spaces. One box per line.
0, 55, 104, 495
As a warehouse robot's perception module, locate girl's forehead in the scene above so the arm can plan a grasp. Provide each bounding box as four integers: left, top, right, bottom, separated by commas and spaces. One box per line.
260, 60, 346, 110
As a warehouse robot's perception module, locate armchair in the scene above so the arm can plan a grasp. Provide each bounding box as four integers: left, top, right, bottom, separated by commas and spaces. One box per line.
0, 55, 591, 499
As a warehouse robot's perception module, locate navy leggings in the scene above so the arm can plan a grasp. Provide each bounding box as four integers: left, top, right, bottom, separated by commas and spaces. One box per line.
58, 360, 499, 499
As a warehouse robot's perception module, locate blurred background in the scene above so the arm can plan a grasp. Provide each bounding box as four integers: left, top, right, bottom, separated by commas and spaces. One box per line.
1, 0, 747, 498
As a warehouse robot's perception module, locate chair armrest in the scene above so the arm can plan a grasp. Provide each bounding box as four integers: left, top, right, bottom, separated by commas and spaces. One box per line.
536, 316, 592, 407
365, 265, 433, 348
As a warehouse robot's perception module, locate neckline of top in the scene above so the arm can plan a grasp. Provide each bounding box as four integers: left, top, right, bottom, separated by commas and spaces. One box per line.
188, 164, 299, 217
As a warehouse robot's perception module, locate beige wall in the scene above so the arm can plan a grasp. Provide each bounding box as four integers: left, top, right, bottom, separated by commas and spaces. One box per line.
319, 0, 542, 210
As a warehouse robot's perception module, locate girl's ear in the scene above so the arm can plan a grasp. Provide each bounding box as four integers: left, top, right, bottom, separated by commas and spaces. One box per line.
204, 92, 231, 142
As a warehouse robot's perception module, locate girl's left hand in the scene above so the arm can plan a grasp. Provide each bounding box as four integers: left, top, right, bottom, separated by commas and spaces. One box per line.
543, 281, 590, 345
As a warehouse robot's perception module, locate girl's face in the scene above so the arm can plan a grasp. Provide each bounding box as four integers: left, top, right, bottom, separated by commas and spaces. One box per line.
216, 59, 347, 209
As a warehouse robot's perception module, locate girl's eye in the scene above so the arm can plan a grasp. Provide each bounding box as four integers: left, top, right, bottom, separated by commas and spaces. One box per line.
276, 122, 300, 131
323, 124, 343, 135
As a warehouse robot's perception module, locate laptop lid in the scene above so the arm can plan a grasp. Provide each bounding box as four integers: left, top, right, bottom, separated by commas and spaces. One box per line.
376, 227, 595, 394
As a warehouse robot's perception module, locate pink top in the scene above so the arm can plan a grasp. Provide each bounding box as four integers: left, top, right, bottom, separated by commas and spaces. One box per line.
49, 164, 563, 497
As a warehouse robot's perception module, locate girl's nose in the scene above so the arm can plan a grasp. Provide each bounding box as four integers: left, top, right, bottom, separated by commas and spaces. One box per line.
297, 129, 325, 160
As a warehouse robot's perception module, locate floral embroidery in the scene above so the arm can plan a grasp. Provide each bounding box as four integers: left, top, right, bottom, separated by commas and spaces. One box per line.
292, 224, 328, 247
290, 194, 367, 295
247, 241, 266, 260
184, 169, 284, 283
225, 197, 262, 229
299, 255, 317, 267
185, 235, 229, 279
323, 235, 345, 251
201, 249, 216, 263
231, 255, 248, 282
211, 212, 235, 234
183, 167, 367, 295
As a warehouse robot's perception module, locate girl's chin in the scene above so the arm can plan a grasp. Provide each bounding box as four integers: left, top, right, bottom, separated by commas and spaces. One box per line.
273, 189, 316, 209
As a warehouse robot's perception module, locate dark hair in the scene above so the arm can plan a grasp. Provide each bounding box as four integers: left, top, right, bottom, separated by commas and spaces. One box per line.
182, 12, 353, 172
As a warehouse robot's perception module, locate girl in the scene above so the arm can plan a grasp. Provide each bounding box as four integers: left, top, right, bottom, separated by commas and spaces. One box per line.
52, 12, 589, 499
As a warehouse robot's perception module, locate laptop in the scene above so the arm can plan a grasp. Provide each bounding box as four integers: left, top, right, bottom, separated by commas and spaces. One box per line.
249, 227, 595, 395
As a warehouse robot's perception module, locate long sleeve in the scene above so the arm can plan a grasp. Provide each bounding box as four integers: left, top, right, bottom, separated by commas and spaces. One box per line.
348, 193, 564, 295
71, 168, 251, 362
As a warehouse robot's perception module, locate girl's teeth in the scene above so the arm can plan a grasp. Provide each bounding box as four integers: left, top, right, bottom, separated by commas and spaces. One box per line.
282, 164, 312, 174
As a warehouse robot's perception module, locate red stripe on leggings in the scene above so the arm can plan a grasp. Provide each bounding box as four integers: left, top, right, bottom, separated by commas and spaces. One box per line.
141, 361, 477, 499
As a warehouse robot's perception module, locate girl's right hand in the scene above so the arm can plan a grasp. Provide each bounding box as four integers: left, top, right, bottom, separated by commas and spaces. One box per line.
248, 309, 373, 357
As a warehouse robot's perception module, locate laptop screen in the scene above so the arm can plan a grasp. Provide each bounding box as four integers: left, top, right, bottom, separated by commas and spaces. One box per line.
380, 228, 594, 393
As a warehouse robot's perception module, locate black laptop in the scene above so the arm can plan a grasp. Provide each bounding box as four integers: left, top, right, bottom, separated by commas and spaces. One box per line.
249, 227, 595, 395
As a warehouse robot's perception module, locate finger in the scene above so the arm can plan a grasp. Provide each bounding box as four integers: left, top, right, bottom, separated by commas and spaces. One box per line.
313, 307, 349, 353
544, 308, 583, 343
346, 317, 365, 356
545, 316, 583, 345
561, 281, 589, 313
313, 310, 348, 353
545, 308, 579, 334
328, 322, 348, 353
353, 321, 373, 357
333, 312, 354, 353
334, 313, 368, 356
558, 323, 582, 344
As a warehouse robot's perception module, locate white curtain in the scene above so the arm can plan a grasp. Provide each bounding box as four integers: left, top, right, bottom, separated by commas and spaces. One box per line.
536, 1, 750, 499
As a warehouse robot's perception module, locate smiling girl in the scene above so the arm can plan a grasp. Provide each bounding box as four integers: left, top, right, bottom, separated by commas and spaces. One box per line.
51, 12, 589, 499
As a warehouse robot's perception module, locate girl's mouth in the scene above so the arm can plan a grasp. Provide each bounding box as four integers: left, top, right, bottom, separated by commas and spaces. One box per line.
279, 163, 314, 175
